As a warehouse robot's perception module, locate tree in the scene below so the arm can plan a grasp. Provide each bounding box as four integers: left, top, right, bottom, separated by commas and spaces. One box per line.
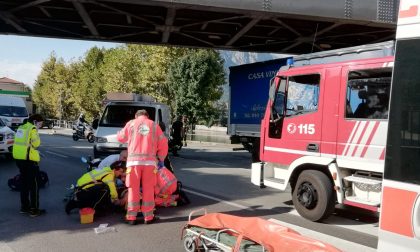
167, 49, 225, 127
71, 47, 106, 121
33, 53, 78, 119
101, 44, 190, 104
138, 45, 190, 104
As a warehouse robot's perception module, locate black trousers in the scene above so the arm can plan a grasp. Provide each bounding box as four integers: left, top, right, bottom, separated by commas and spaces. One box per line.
16, 160, 40, 210
73, 184, 111, 210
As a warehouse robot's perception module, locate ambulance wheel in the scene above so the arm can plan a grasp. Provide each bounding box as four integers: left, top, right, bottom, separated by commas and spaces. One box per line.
292, 170, 335, 222
183, 235, 196, 252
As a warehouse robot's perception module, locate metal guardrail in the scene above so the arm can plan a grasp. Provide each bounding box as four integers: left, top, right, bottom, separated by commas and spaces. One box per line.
51, 120, 74, 129
49, 120, 231, 144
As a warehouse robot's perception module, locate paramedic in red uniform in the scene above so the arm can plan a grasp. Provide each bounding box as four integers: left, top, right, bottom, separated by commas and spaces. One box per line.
117, 109, 168, 225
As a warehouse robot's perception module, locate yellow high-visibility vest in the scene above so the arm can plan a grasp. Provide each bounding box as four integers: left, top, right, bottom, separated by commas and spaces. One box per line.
77, 167, 118, 200
12, 122, 41, 162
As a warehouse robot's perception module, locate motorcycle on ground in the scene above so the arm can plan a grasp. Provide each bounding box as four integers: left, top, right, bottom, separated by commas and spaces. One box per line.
63, 156, 101, 202
80, 156, 102, 172
72, 123, 95, 143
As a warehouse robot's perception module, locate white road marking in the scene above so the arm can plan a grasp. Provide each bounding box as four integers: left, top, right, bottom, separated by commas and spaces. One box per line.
183, 188, 251, 210
174, 157, 228, 167
289, 209, 379, 236
0, 242, 14, 252
268, 219, 376, 252
43, 146, 92, 149
45, 151, 68, 158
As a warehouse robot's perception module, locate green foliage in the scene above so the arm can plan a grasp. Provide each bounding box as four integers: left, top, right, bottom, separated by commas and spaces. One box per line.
33, 45, 225, 126
167, 49, 225, 126
33, 53, 78, 120
71, 46, 106, 121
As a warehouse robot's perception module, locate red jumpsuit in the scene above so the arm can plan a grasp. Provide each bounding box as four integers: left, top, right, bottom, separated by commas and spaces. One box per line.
155, 167, 178, 207
117, 115, 168, 221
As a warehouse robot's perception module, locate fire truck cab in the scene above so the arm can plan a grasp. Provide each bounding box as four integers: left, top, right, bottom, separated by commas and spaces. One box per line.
251, 42, 394, 221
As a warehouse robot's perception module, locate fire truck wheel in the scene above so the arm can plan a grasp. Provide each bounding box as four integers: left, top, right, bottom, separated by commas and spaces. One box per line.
292, 170, 335, 222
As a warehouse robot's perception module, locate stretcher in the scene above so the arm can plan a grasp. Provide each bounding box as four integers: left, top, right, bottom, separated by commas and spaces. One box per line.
182, 209, 341, 252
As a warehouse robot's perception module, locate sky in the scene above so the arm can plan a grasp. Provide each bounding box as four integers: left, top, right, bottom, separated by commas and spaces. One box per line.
0, 35, 120, 88
0, 35, 285, 91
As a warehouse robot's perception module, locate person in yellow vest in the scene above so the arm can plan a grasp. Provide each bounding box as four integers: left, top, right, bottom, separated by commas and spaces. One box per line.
12, 114, 45, 217
65, 161, 126, 214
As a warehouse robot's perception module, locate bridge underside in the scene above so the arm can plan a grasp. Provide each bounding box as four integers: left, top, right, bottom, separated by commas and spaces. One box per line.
0, 0, 398, 53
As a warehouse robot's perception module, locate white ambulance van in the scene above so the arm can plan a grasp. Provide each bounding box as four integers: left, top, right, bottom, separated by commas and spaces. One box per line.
0, 96, 29, 131
93, 93, 170, 158
0, 117, 15, 158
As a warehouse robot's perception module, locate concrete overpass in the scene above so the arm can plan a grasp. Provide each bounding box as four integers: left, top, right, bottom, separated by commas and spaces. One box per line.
0, 0, 399, 53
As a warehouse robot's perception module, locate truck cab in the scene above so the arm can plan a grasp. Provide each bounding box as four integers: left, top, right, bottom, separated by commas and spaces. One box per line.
93, 94, 170, 158
251, 41, 395, 221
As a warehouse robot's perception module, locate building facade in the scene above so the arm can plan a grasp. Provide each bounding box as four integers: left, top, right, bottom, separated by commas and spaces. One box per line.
0, 77, 33, 114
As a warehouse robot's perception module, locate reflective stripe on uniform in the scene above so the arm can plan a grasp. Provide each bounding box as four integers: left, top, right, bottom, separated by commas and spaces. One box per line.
89, 169, 110, 181
127, 201, 141, 207
142, 200, 154, 207
126, 211, 137, 217
143, 211, 154, 218
88, 172, 98, 183
126, 160, 156, 167
159, 179, 176, 195
151, 123, 157, 156
78, 167, 113, 187
128, 153, 155, 158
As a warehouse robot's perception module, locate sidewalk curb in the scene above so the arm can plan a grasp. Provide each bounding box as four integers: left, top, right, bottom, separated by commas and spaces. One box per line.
39, 129, 239, 147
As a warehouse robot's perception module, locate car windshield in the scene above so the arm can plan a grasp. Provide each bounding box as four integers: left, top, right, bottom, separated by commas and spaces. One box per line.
0, 105, 28, 117
99, 105, 156, 127
0, 117, 5, 127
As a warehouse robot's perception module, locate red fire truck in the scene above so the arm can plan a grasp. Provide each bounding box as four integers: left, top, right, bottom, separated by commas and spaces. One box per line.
251, 41, 395, 221
377, 0, 420, 251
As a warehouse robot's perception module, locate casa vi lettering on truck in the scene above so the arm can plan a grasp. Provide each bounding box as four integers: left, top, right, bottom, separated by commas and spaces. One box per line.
251, 41, 395, 222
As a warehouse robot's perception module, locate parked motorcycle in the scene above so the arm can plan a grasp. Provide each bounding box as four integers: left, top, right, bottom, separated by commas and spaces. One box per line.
80, 156, 101, 172
72, 123, 95, 143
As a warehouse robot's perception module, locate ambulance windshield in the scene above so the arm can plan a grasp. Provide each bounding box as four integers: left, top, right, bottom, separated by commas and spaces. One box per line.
99, 104, 156, 127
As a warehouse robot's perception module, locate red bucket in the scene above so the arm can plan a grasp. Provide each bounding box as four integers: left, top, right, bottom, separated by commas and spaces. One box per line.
79, 208, 95, 224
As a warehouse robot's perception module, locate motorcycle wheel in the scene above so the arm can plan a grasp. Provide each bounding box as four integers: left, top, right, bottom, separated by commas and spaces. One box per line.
72, 134, 79, 141
87, 133, 95, 143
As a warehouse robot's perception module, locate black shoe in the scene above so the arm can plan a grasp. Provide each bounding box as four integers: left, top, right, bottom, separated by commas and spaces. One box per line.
65, 200, 76, 215
20, 208, 30, 214
144, 216, 159, 225
30, 209, 46, 217
124, 219, 138, 225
